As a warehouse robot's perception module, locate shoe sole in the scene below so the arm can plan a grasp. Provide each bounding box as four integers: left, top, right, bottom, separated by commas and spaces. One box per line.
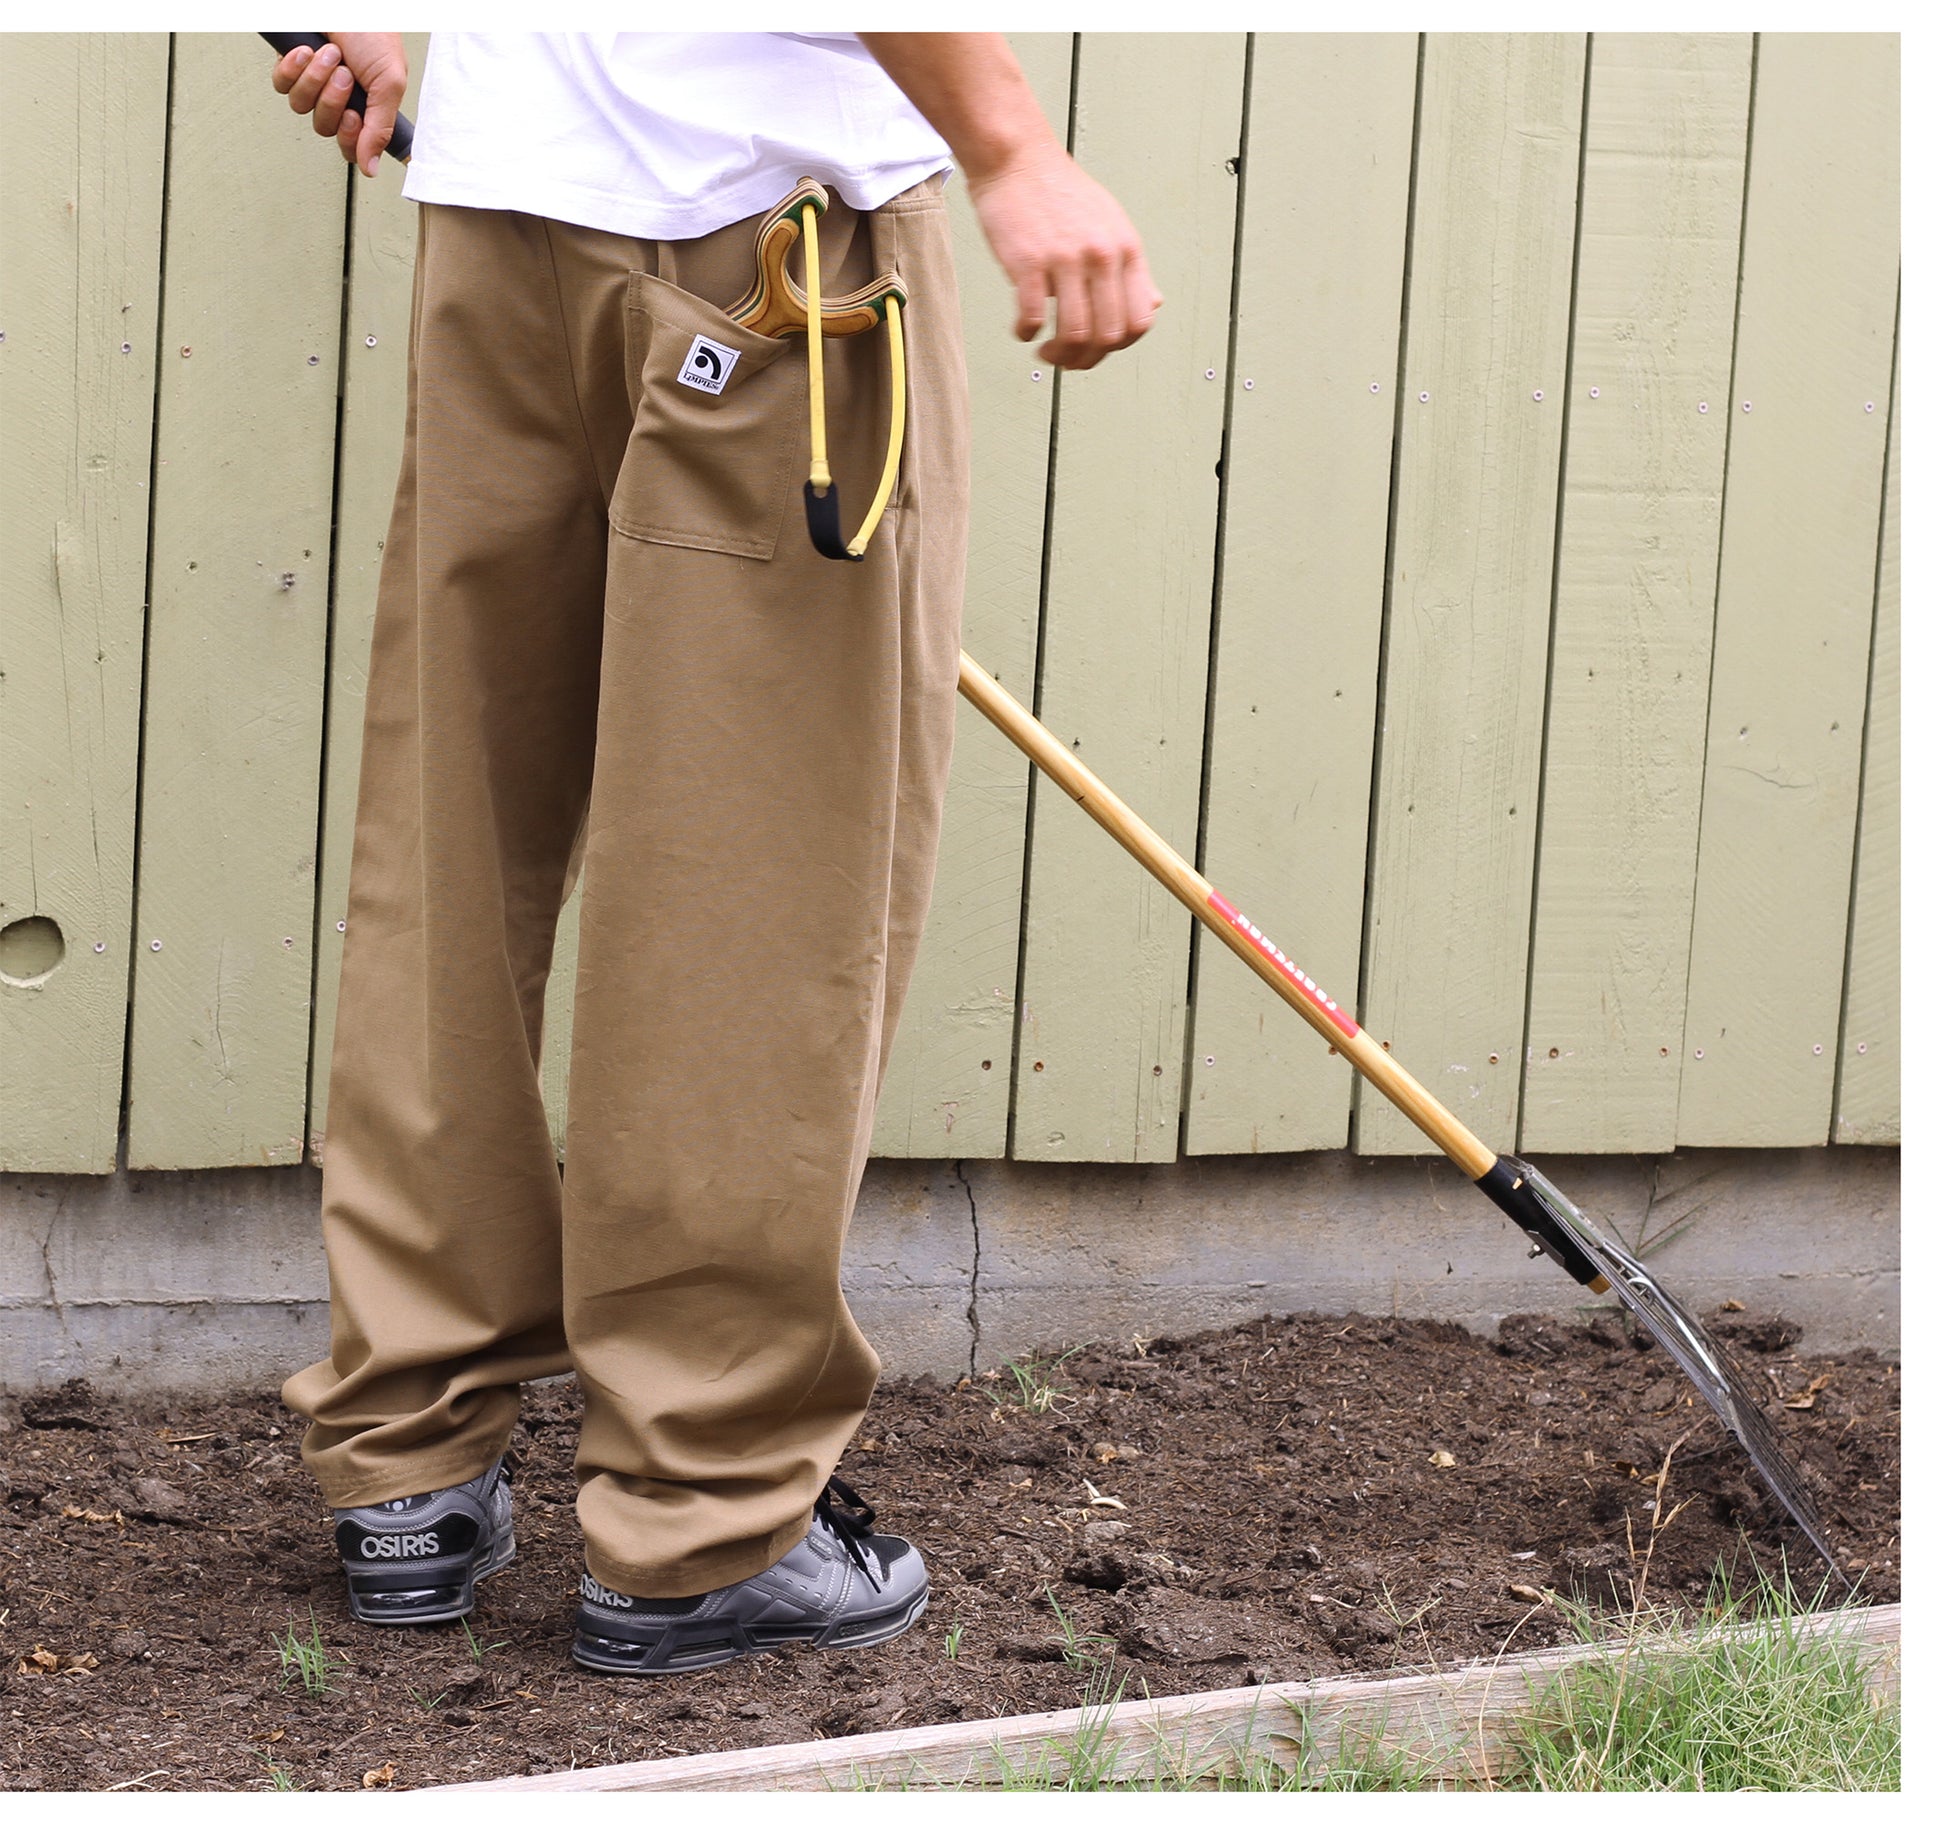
570, 1585, 929, 1677
344, 1520, 517, 1628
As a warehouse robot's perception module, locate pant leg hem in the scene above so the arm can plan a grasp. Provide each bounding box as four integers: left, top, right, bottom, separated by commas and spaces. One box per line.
583, 1511, 813, 1602
306, 1447, 509, 1512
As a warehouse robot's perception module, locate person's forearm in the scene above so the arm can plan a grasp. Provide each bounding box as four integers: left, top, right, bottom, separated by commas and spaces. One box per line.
856, 34, 1058, 183
867, 32, 1161, 370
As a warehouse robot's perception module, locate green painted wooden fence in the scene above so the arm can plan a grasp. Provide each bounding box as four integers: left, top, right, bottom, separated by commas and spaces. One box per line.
1, 32, 1900, 1174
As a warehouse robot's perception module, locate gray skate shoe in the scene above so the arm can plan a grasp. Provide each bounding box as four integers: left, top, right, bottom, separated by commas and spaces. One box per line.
571, 1478, 928, 1676
333, 1457, 515, 1626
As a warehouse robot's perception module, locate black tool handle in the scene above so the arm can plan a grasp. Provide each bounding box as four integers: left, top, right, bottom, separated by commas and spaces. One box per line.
260, 33, 415, 162
803, 483, 865, 563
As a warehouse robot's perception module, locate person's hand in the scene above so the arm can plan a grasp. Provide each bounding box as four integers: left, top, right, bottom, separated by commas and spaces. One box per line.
965, 139, 1162, 371
270, 34, 408, 178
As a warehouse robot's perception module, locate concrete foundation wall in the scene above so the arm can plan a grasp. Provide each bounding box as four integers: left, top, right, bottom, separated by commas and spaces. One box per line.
1, 1148, 1899, 1395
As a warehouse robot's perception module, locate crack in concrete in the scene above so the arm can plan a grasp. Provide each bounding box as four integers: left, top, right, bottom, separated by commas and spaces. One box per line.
956, 1159, 982, 1379
38, 1200, 76, 1355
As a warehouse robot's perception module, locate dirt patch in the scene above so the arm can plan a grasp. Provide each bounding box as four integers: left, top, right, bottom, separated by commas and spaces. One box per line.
1, 1309, 1899, 1791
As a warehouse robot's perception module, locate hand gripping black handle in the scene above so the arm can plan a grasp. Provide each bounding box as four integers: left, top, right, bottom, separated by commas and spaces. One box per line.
260, 33, 416, 162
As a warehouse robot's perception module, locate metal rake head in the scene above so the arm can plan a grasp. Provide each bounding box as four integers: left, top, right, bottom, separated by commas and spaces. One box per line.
1510, 1159, 1844, 1580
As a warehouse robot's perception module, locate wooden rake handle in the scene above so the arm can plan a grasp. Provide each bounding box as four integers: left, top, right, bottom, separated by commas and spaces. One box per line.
728, 177, 907, 339
954, 652, 1497, 1176
955, 652, 1608, 1289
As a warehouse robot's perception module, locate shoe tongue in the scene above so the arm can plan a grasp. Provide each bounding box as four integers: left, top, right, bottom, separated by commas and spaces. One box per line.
379, 1493, 435, 1514
815, 1510, 881, 1578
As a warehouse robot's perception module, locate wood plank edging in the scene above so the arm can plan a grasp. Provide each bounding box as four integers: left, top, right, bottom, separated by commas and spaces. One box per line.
437, 1602, 1899, 1792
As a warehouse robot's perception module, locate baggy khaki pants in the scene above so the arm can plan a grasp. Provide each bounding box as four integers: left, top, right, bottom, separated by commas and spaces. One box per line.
282, 181, 968, 1598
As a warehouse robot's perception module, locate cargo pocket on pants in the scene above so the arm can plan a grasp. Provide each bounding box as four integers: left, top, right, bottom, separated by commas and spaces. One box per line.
612, 272, 807, 562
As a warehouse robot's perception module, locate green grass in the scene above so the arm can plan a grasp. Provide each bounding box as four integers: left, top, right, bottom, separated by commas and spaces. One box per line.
460, 1614, 510, 1662
1042, 1585, 1117, 1678
272, 1610, 339, 1698
1500, 1574, 1899, 1791
971, 1687, 1426, 1793
984, 1347, 1083, 1416
890, 1566, 1895, 1793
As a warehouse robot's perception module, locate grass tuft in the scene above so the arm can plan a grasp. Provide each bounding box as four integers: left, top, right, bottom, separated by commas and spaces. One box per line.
984, 1348, 1083, 1416
1499, 1570, 1899, 1791
272, 1609, 339, 1698
889, 1558, 1896, 1793
460, 1614, 510, 1662
992, 1662, 1135, 1790
1042, 1584, 1116, 1678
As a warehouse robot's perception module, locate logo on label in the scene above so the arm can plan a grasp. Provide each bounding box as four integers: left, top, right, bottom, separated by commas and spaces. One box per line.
580, 1573, 635, 1609
338, 1512, 477, 1565
678, 334, 741, 395
358, 1530, 441, 1560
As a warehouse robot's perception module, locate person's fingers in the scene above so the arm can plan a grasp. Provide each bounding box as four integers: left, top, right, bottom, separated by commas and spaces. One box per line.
271, 35, 407, 173
271, 45, 311, 97
1012, 262, 1048, 345
1044, 260, 1097, 370
285, 44, 334, 115
1123, 247, 1163, 345
356, 98, 399, 177
1086, 248, 1130, 357
312, 61, 355, 141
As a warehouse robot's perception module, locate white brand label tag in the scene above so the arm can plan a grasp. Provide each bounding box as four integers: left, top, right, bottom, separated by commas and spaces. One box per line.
678, 334, 741, 395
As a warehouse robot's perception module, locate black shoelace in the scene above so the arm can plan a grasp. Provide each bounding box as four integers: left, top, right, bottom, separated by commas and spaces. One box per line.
815, 1476, 882, 1592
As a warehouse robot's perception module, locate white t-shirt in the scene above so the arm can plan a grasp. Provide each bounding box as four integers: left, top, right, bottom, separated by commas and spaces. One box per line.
402, 32, 953, 241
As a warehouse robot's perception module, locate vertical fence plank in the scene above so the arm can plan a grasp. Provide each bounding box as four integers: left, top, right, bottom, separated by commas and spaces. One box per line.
872, 34, 1073, 1159
1010, 33, 1246, 1164
1518, 34, 1750, 1154
1354, 33, 1586, 1156
125, 34, 347, 1168
306, 38, 427, 1160
1677, 34, 1899, 1148
0, 35, 169, 1171
6, 35, 1899, 1176
1183, 34, 1417, 1157
1834, 352, 1898, 1145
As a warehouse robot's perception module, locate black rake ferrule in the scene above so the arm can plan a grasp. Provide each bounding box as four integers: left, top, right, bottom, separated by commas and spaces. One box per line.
804, 482, 865, 561
1476, 1157, 1606, 1287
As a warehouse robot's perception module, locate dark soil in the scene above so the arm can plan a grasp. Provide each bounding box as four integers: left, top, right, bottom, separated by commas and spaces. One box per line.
1, 1309, 1899, 1791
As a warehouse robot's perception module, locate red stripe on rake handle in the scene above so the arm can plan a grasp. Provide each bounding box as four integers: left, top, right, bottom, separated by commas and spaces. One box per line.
1206, 892, 1360, 1041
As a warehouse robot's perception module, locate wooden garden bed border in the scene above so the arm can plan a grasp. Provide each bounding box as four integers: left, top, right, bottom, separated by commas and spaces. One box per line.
439, 1602, 1900, 1792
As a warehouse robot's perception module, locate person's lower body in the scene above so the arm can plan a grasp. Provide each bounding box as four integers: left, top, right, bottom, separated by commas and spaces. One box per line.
281, 178, 968, 1655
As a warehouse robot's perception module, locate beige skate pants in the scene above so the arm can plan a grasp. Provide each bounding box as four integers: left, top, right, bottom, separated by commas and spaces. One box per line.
282, 181, 968, 1598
